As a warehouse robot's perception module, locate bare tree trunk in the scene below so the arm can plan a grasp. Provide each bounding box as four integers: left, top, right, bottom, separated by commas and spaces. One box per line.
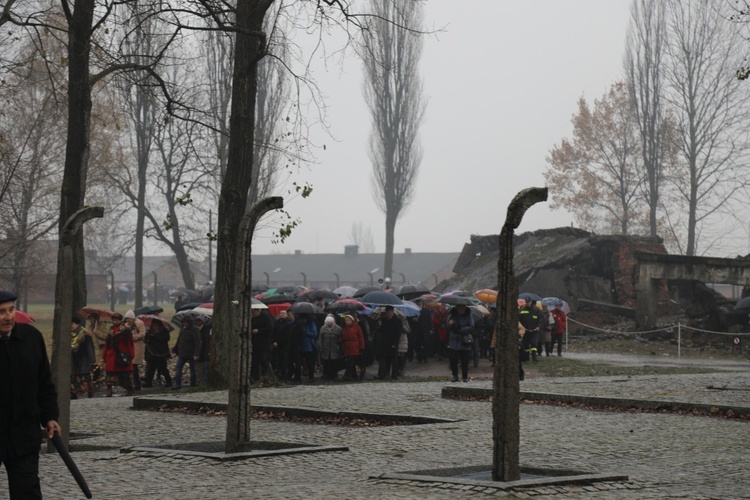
59, 0, 95, 313
211, 0, 272, 387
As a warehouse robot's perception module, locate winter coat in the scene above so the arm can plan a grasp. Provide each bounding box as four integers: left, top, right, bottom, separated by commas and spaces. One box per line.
0, 323, 59, 457
446, 307, 474, 351
174, 326, 202, 360
518, 305, 543, 332
298, 320, 318, 353
251, 312, 273, 353
102, 325, 135, 373
145, 326, 171, 361
550, 309, 567, 334
375, 314, 402, 357
398, 318, 410, 354
71, 326, 95, 375
340, 323, 365, 358
126, 318, 146, 365
318, 324, 342, 360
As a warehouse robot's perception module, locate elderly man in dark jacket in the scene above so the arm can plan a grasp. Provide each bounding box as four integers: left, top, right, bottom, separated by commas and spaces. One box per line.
0, 290, 60, 499
172, 315, 202, 389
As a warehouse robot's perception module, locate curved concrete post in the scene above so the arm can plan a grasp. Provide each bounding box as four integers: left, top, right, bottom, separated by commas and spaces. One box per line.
226, 196, 283, 453
492, 188, 547, 481
50, 206, 104, 450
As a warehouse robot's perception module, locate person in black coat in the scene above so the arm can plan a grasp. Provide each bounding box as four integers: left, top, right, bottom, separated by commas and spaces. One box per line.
250, 309, 274, 381
0, 291, 61, 499
143, 321, 172, 388
271, 309, 293, 382
375, 306, 402, 380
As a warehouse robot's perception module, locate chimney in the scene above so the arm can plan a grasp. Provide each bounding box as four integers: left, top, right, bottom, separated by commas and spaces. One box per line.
344, 245, 359, 257
404, 248, 412, 255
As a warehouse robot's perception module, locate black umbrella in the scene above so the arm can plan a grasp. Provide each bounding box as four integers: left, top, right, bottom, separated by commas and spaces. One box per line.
353, 286, 381, 298
519, 292, 543, 302
326, 298, 366, 313
134, 305, 164, 316
393, 283, 431, 299
297, 289, 340, 302
176, 301, 202, 312
51, 431, 92, 498
361, 290, 403, 306
259, 294, 297, 305
438, 294, 474, 306
288, 301, 325, 314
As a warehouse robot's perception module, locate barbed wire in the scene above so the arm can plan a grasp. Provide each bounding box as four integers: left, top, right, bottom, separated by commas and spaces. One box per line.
567, 317, 750, 337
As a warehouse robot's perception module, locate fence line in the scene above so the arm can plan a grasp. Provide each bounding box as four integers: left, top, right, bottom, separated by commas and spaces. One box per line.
565, 317, 750, 358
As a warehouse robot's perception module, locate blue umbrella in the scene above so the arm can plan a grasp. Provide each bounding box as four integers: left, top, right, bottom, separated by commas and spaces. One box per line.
361, 290, 403, 306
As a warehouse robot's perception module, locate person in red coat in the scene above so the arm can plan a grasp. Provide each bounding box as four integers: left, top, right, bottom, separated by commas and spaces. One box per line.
550, 303, 567, 357
101, 313, 135, 396
340, 315, 365, 381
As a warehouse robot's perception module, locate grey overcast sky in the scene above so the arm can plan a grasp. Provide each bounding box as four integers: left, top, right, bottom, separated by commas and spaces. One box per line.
249, 0, 633, 255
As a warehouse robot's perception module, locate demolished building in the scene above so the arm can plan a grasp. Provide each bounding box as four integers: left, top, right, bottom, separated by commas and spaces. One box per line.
438, 227, 750, 334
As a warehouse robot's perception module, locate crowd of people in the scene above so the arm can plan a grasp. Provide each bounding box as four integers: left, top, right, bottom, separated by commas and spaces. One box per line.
62, 291, 569, 397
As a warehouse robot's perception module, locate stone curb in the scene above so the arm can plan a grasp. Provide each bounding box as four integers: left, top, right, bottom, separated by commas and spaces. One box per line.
132, 396, 460, 424
440, 387, 750, 417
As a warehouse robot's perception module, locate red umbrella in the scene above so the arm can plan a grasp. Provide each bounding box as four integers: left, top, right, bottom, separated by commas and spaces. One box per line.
198, 302, 214, 309
137, 314, 174, 331
268, 302, 291, 317
79, 305, 115, 322
15, 310, 35, 324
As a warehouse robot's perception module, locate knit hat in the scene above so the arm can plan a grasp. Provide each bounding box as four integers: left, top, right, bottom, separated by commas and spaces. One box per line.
324, 315, 335, 325
112, 313, 123, 321
0, 290, 17, 304
124, 310, 136, 319
344, 315, 355, 322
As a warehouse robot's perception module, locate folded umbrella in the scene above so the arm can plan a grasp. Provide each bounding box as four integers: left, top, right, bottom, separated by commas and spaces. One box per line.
51, 431, 92, 499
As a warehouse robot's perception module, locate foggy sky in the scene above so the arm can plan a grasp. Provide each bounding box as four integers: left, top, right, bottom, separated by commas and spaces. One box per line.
250, 1, 634, 256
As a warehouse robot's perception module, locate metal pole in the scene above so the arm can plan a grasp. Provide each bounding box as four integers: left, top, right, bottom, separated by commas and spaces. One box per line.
152, 272, 158, 306
333, 273, 340, 288
677, 323, 681, 359
300, 272, 307, 287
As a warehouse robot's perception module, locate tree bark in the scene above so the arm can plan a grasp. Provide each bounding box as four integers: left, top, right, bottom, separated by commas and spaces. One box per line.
211, 0, 272, 387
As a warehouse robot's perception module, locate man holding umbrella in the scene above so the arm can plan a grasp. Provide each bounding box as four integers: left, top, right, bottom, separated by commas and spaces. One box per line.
0, 290, 61, 499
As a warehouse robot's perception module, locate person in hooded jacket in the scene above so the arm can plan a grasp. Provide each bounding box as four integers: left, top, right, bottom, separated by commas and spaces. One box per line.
446, 304, 474, 382
143, 320, 172, 387
293, 314, 318, 382
101, 313, 135, 396
340, 315, 365, 380
272, 310, 294, 382
172, 315, 201, 389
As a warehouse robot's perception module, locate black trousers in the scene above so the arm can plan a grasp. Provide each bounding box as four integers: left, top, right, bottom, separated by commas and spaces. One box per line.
0, 449, 42, 499
377, 354, 398, 379
550, 333, 564, 355
144, 358, 172, 386
449, 349, 470, 380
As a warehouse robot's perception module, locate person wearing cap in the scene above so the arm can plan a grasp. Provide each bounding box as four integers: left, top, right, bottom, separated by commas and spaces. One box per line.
70, 316, 95, 399
123, 310, 146, 391
0, 290, 61, 499
518, 297, 542, 363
